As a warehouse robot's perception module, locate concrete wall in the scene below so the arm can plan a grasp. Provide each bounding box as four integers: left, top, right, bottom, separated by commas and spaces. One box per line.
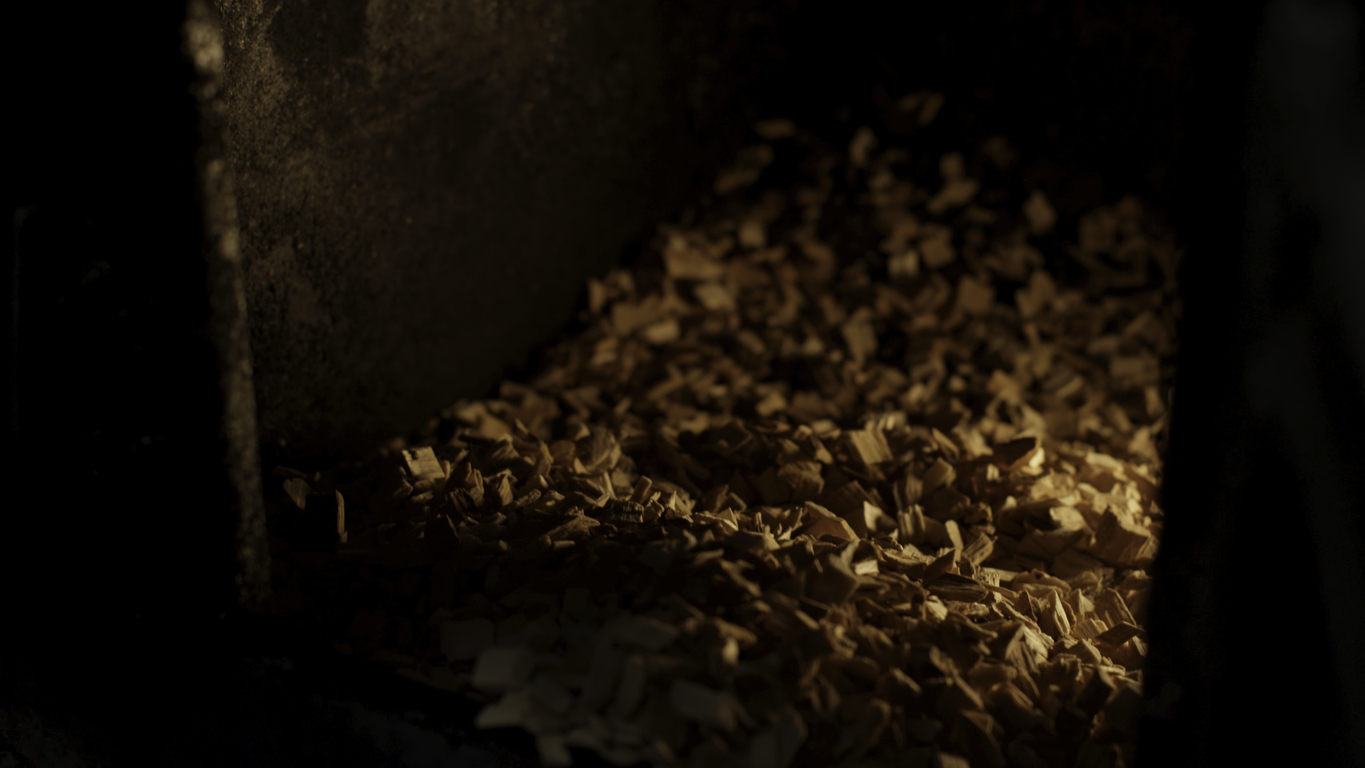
215, 0, 793, 458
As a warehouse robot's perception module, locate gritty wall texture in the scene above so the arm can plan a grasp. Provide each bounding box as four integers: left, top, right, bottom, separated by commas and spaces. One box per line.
214, 0, 790, 460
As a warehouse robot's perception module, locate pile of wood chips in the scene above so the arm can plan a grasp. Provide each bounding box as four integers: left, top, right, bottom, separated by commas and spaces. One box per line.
268, 103, 1180, 768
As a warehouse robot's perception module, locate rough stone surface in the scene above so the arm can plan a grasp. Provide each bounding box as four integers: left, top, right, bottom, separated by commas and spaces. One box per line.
215, 0, 791, 458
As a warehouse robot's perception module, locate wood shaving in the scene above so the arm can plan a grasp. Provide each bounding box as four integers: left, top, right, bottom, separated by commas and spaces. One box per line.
266, 99, 1180, 768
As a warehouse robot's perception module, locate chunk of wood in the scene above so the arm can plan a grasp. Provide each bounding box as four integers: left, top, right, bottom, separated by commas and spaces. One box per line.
283, 477, 310, 510
1050, 548, 1105, 580
609, 655, 648, 718
475, 689, 534, 729
992, 436, 1040, 472
777, 461, 825, 502
849, 127, 878, 168
960, 529, 995, 566
936, 675, 986, 719
1087, 510, 1152, 566
485, 473, 515, 510
862, 500, 892, 534
1023, 190, 1056, 235
841, 310, 879, 366
441, 618, 496, 662
1036, 589, 1071, 640
808, 554, 862, 604
889, 249, 920, 281
402, 447, 445, 486
834, 697, 891, 758
543, 514, 601, 542
536, 733, 573, 768
925, 573, 989, 603
577, 426, 622, 475
694, 281, 736, 312
1075, 667, 1117, 718
471, 646, 536, 692
842, 429, 894, 466
958, 710, 1007, 768
1099, 583, 1141, 628
919, 230, 957, 270
713, 145, 775, 196
528, 673, 575, 715
754, 118, 797, 141
580, 637, 625, 711
929, 178, 980, 216
1094, 622, 1144, 646
922, 458, 957, 495
799, 502, 858, 542
955, 274, 996, 316
1101, 682, 1145, 736
669, 679, 747, 732
745, 708, 806, 768
605, 615, 679, 651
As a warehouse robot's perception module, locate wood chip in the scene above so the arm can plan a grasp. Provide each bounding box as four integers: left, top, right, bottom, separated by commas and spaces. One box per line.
799, 502, 858, 542
808, 554, 862, 604
283, 477, 310, 510
605, 615, 678, 651
955, 274, 996, 315
925, 573, 989, 603
754, 118, 797, 141
842, 428, 893, 465
920, 230, 957, 269
669, 679, 747, 732
401, 446, 445, 485
441, 618, 495, 661
1094, 622, 1144, 646
1087, 510, 1152, 566
1023, 190, 1056, 235
746, 708, 806, 768
472, 646, 536, 692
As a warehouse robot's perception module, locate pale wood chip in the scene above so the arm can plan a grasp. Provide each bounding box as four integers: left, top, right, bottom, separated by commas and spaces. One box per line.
799, 502, 858, 542
745, 708, 806, 768
928, 178, 980, 216
807, 554, 862, 604
925, 573, 989, 603
475, 689, 534, 728
440, 618, 496, 661
471, 646, 536, 692
754, 118, 797, 140
920, 230, 957, 269
849, 127, 878, 168
536, 733, 573, 767
1086, 509, 1152, 566
668, 679, 746, 732
842, 428, 894, 466
1023, 190, 1057, 235
401, 446, 445, 484
1094, 622, 1144, 646
605, 615, 678, 651
283, 477, 310, 509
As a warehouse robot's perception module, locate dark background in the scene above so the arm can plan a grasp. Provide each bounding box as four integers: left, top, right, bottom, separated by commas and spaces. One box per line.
3, 0, 1363, 766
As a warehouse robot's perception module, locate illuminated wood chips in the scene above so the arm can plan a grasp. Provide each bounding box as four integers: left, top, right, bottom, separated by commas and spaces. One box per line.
269, 99, 1179, 768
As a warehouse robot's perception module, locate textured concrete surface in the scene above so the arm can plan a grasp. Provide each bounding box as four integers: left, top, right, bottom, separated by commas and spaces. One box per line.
215, 0, 793, 459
